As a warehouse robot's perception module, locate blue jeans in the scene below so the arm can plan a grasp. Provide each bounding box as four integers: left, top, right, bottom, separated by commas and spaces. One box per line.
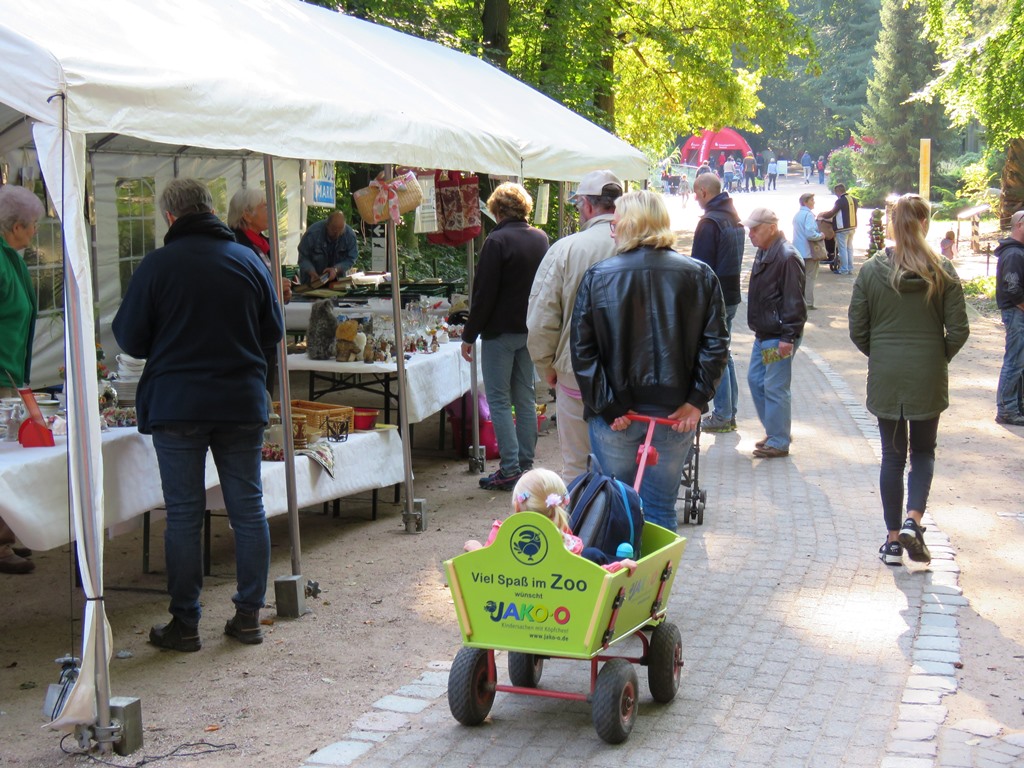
997, 308, 1024, 417
836, 229, 855, 274
711, 303, 739, 421
480, 334, 537, 476
747, 338, 799, 450
588, 414, 694, 530
878, 417, 938, 532
152, 422, 269, 625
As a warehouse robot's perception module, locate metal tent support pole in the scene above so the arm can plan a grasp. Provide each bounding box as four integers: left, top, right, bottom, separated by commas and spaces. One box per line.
264, 155, 305, 614
466, 239, 483, 473
385, 164, 423, 532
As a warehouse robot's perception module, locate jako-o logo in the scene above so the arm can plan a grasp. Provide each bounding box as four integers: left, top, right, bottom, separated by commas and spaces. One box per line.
509, 523, 548, 565
484, 600, 571, 625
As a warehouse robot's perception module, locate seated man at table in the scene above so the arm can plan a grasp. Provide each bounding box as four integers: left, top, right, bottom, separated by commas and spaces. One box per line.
113, 178, 284, 652
297, 211, 359, 285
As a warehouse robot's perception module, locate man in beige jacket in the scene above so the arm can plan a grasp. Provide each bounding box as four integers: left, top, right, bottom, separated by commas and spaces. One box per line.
526, 170, 622, 480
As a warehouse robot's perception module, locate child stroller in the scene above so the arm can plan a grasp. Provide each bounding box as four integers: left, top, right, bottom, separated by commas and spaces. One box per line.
678, 421, 706, 525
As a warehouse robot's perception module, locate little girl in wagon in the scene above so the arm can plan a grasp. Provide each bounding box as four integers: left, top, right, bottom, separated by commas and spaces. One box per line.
465, 468, 637, 573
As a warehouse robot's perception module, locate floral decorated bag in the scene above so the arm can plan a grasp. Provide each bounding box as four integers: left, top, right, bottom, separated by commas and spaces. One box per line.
426, 170, 481, 246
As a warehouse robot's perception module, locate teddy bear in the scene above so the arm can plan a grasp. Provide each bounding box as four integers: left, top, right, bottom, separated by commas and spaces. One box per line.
335, 319, 367, 362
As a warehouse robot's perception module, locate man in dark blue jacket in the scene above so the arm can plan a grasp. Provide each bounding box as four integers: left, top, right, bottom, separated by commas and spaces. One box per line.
995, 209, 1024, 425
114, 179, 284, 652
692, 173, 745, 433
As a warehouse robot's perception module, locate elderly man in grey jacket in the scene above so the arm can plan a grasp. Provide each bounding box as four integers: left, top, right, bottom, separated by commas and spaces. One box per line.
526, 170, 623, 480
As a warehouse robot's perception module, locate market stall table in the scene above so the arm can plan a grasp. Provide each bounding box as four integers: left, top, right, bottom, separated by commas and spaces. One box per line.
287, 340, 477, 427
0, 426, 405, 555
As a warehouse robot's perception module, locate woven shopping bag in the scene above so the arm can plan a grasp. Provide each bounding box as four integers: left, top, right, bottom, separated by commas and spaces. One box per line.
353, 171, 423, 224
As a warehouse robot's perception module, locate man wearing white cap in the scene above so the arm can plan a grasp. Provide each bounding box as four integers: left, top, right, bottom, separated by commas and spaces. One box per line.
744, 207, 807, 458
527, 170, 623, 479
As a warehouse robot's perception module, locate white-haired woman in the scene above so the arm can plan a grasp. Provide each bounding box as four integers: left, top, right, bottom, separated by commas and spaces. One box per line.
228, 187, 289, 396
0, 184, 45, 574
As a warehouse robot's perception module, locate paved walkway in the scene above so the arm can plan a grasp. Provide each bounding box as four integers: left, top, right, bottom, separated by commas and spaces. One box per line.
298, 179, 1023, 768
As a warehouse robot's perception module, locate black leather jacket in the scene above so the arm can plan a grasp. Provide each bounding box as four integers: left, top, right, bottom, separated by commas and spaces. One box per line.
747, 234, 807, 343
570, 246, 729, 422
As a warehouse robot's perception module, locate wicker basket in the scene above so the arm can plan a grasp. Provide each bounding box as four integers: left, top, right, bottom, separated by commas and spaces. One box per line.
274, 400, 354, 433
353, 171, 423, 224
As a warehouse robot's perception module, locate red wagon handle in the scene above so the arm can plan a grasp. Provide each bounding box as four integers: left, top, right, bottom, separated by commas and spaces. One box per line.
623, 414, 685, 493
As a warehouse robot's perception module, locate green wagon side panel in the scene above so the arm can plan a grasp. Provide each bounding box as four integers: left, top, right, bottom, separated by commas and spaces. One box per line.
445, 512, 686, 659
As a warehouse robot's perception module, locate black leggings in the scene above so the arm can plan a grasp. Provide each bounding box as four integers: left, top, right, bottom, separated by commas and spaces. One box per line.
878, 417, 939, 532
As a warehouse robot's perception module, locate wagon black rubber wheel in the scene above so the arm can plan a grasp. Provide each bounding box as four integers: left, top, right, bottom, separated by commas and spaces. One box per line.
647, 622, 683, 703
697, 490, 707, 525
508, 652, 544, 688
448, 647, 495, 726
592, 658, 638, 744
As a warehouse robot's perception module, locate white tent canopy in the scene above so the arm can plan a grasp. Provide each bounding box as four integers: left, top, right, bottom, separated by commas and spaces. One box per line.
0, 0, 648, 742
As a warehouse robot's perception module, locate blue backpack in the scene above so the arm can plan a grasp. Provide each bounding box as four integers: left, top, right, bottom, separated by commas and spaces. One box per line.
567, 455, 644, 563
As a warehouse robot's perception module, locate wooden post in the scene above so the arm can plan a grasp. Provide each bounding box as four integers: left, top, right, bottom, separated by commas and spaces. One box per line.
919, 138, 931, 200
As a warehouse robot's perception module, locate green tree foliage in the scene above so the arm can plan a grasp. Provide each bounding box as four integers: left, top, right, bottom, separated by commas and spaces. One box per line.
302, 0, 813, 159
918, 0, 1024, 220
856, 0, 950, 202
755, 0, 881, 158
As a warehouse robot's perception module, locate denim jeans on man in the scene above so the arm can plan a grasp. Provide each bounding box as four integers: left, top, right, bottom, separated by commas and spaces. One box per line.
588, 413, 694, 530
481, 333, 537, 476
877, 416, 938, 532
152, 422, 269, 627
747, 338, 799, 451
710, 303, 739, 422
836, 229, 855, 274
997, 307, 1024, 417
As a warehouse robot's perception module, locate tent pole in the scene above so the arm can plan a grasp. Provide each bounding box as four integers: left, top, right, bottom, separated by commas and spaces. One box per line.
263, 155, 301, 575
466, 239, 482, 473
385, 165, 421, 532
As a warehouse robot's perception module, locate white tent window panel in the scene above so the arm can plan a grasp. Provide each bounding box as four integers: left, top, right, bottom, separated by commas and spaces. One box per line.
114, 177, 156, 297
26, 209, 64, 319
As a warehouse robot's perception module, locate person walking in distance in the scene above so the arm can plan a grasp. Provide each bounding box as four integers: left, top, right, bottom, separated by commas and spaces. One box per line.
527, 170, 623, 480
822, 183, 858, 275
848, 194, 969, 564
745, 207, 807, 458
691, 173, 745, 433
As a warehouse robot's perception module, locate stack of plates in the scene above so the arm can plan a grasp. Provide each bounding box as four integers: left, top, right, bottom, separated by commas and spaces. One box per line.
110, 378, 139, 405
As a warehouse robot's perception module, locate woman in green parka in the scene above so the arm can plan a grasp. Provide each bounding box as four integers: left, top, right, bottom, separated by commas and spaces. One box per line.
849, 193, 969, 567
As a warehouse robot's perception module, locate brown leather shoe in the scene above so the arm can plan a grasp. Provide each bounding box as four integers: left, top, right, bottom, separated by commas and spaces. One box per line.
755, 437, 769, 449
752, 446, 789, 459
0, 554, 35, 574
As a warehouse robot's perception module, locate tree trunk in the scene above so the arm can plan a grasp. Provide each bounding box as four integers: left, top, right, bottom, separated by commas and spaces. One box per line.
481, 0, 511, 70
1001, 138, 1024, 228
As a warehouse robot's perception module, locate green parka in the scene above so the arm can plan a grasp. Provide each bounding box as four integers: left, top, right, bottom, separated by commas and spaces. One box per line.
848, 249, 969, 420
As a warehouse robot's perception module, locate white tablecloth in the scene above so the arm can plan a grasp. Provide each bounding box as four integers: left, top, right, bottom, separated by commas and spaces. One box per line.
284, 300, 447, 332
287, 340, 477, 424
0, 427, 405, 551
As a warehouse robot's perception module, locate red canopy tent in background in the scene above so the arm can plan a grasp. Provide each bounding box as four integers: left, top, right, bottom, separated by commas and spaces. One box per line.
679, 127, 753, 166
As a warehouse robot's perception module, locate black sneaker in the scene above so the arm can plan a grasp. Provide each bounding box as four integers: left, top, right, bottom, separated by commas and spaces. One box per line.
701, 414, 736, 433
150, 618, 201, 652
479, 469, 521, 491
878, 540, 903, 566
224, 610, 264, 645
898, 518, 931, 563
995, 412, 1024, 426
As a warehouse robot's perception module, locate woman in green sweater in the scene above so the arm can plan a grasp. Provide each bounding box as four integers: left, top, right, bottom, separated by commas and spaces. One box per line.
0, 184, 45, 575
849, 194, 970, 566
